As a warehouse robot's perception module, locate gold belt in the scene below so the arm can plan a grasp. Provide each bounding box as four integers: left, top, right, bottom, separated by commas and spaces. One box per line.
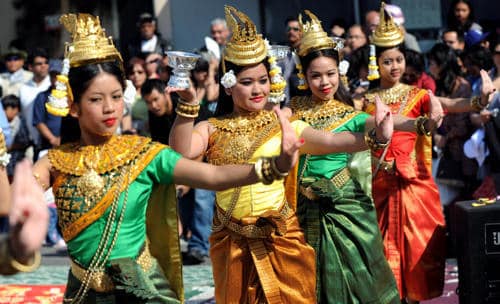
299, 167, 350, 200
372, 158, 395, 174
215, 202, 292, 239
70, 244, 153, 292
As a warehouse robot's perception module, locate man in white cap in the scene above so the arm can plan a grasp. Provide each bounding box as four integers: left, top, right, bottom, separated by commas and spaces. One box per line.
385, 4, 421, 53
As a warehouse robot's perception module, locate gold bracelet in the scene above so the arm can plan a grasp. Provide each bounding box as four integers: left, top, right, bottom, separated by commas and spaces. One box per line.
254, 158, 264, 182
0, 236, 41, 274
414, 116, 431, 136
270, 156, 289, 179
261, 157, 275, 184
364, 128, 389, 150
175, 107, 199, 118
470, 95, 487, 112
176, 99, 200, 118
10, 250, 41, 273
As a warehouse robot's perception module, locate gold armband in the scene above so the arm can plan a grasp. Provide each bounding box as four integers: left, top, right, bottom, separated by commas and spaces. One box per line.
470, 95, 487, 112
254, 157, 275, 185
364, 128, 389, 150
414, 116, 431, 136
270, 156, 289, 178
175, 99, 200, 118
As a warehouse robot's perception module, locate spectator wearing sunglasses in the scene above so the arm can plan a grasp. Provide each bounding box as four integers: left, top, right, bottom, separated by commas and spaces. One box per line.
278, 16, 307, 105
0, 47, 33, 98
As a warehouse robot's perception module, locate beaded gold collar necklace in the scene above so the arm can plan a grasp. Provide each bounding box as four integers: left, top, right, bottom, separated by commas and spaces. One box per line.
291, 96, 354, 125
209, 110, 276, 133
364, 83, 413, 105
49, 135, 151, 198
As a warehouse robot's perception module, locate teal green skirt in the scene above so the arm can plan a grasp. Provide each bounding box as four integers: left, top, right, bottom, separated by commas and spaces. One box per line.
64, 257, 180, 304
297, 176, 399, 304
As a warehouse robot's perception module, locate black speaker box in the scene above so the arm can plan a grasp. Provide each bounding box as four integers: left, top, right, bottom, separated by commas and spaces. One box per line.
454, 200, 500, 304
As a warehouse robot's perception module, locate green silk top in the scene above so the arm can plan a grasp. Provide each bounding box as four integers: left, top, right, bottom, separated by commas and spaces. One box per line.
64, 148, 181, 267
298, 112, 369, 180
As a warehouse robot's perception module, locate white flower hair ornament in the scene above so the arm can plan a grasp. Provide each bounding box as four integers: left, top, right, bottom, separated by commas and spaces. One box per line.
221, 70, 237, 89
339, 60, 350, 89
339, 60, 349, 76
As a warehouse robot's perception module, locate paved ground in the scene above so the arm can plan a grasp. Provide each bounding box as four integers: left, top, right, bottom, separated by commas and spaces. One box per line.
0, 246, 459, 303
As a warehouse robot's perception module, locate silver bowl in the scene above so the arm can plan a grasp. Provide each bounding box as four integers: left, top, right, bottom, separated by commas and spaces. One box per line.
166, 51, 201, 89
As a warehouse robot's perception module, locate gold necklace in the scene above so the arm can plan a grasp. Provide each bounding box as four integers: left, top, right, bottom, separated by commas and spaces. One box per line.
291, 96, 355, 128
209, 110, 276, 133
49, 135, 151, 206
49, 135, 151, 175
207, 110, 279, 165
364, 83, 413, 105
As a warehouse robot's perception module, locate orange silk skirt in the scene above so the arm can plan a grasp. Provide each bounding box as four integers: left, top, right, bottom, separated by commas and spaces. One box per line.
373, 169, 446, 300
209, 213, 316, 304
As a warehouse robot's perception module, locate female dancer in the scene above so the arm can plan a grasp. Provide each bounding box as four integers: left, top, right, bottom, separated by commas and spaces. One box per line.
362, 4, 495, 303
34, 13, 302, 304
169, 6, 393, 304
289, 10, 400, 304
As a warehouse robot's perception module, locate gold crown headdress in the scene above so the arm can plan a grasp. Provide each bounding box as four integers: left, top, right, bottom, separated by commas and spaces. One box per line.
370, 2, 405, 48
46, 13, 123, 116
366, 3, 405, 81
297, 10, 342, 57
223, 5, 267, 67
294, 10, 345, 90
221, 6, 286, 104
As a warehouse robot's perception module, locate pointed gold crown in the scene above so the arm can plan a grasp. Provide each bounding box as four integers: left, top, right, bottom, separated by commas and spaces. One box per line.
60, 13, 122, 67
370, 2, 405, 48
297, 10, 339, 57
223, 5, 267, 66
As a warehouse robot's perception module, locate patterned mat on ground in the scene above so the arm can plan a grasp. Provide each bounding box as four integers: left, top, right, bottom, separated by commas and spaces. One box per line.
0, 261, 459, 303
0, 265, 215, 304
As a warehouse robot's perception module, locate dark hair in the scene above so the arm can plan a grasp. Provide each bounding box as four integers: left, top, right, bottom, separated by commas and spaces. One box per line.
443, 28, 465, 43
427, 43, 462, 96
1, 94, 20, 110
141, 78, 165, 96
347, 44, 370, 80
369, 44, 406, 89
462, 44, 494, 71
404, 49, 425, 74
299, 48, 353, 106
126, 57, 146, 76
215, 59, 270, 117
68, 60, 126, 104
447, 0, 475, 33
330, 18, 347, 31
191, 58, 210, 88
284, 16, 299, 26
61, 61, 126, 143
27, 47, 49, 65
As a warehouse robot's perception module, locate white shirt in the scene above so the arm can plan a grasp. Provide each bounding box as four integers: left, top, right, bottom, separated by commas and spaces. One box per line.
141, 35, 158, 53
18, 75, 51, 144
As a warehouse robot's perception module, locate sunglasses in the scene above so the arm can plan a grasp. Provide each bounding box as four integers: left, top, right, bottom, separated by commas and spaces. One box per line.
5, 55, 21, 61
33, 60, 49, 66
287, 26, 300, 32
146, 58, 160, 64
495, 50, 500, 55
